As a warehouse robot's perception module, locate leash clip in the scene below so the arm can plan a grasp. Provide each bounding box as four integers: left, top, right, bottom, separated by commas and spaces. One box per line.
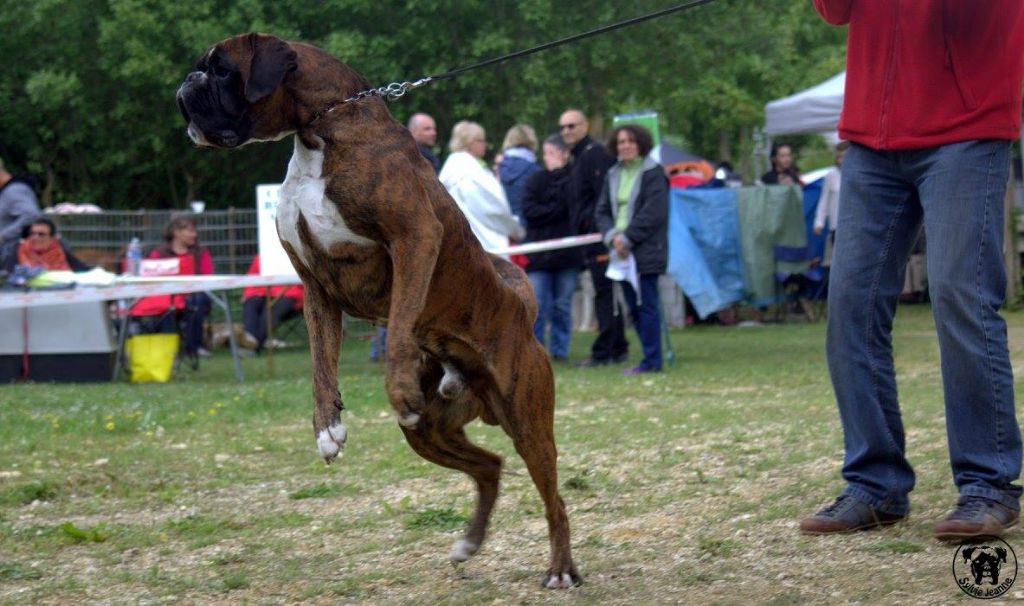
378, 77, 433, 101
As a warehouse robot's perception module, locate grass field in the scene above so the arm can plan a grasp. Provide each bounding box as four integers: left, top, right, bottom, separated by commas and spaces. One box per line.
2, 304, 1023, 604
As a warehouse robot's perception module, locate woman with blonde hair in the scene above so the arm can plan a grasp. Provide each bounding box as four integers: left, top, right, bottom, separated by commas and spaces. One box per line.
439, 121, 524, 253
497, 124, 541, 222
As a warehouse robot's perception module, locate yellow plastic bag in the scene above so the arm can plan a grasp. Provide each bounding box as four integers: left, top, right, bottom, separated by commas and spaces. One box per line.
125, 333, 180, 383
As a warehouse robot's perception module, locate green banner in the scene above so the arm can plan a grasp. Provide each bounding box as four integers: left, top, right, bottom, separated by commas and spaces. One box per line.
612, 110, 660, 146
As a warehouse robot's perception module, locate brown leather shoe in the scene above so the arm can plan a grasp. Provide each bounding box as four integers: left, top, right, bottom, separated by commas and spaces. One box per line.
800, 495, 907, 535
934, 496, 1019, 541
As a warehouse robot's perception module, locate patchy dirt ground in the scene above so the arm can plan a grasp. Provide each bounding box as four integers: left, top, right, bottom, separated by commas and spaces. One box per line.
3, 420, 1017, 605
4, 307, 1023, 604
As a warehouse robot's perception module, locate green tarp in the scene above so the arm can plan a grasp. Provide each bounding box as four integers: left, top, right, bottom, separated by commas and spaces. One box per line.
736, 185, 807, 306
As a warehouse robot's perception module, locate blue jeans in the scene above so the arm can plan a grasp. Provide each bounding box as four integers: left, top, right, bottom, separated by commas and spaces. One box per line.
528, 268, 579, 358
621, 273, 663, 371
827, 141, 1021, 515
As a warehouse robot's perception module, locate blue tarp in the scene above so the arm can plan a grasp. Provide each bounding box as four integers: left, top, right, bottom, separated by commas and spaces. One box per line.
667, 183, 820, 317
667, 187, 746, 319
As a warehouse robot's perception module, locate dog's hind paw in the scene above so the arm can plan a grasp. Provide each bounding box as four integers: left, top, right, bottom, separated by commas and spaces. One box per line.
543, 571, 581, 589
316, 422, 347, 463
449, 539, 479, 563
438, 363, 466, 400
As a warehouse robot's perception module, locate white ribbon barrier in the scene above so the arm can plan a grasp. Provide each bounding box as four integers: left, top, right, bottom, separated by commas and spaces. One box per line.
488, 233, 602, 256
0, 275, 301, 311
0, 233, 605, 310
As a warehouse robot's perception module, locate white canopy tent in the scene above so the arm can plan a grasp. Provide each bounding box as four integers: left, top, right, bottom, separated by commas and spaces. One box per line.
764, 71, 845, 136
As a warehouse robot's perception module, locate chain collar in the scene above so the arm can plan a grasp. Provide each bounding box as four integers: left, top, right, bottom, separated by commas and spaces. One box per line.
308, 77, 433, 125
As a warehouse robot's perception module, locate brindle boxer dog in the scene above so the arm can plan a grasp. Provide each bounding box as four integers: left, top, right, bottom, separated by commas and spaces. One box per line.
176, 33, 579, 588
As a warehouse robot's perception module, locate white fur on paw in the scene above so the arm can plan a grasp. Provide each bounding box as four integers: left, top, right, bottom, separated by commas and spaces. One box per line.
545, 573, 575, 589
438, 363, 466, 399
397, 412, 421, 428
449, 539, 479, 562
316, 423, 347, 461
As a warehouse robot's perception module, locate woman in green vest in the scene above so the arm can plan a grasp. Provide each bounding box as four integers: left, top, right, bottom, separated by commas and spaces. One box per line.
594, 124, 669, 376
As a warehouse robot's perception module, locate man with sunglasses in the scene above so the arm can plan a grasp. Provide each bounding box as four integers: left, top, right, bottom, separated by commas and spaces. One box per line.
559, 109, 628, 367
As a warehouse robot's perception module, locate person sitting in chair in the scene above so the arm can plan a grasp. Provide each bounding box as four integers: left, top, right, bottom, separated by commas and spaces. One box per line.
3, 218, 92, 272
239, 254, 303, 353
128, 215, 213, 359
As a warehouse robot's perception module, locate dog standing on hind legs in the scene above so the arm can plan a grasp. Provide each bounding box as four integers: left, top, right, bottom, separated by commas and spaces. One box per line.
176, 32, 580, 588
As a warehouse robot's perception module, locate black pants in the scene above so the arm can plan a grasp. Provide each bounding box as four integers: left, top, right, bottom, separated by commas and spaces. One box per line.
243, 297, 298, 349
587, 254, 628, 361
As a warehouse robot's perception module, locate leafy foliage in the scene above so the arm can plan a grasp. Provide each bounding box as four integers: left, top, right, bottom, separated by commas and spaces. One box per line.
0, 0, 845, 208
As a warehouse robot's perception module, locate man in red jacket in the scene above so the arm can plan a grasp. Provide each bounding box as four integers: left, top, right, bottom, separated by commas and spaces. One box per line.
801, 0, 1024, 540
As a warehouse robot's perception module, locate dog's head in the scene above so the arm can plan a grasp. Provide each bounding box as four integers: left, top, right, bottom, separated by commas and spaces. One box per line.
176, 33, 298, 148
963, 546, 1007, 581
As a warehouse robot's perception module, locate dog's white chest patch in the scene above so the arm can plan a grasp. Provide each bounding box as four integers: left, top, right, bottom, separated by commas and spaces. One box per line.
276, 136, 376, 268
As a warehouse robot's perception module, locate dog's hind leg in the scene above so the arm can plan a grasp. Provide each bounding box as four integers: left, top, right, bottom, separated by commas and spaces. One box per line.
499, 360, 580, 589
400, 393, 502, 564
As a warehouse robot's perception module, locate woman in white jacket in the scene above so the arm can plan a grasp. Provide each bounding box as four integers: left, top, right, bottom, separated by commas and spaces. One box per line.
813, 141, 849, 266
439, 121, 525, 254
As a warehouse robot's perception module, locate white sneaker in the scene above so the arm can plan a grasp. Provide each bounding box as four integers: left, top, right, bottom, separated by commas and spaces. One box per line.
266, 338, 288, 350
196, 347, 212, 358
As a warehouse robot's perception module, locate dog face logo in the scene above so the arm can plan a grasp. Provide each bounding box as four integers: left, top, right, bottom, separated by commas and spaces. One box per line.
965, 546, 1007, 585
953, 537, 1017, 599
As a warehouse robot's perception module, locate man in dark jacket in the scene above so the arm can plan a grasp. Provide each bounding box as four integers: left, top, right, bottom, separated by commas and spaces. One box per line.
560, 109, 627, 366
408, 113, 441, 173
801, 0, 1024, 541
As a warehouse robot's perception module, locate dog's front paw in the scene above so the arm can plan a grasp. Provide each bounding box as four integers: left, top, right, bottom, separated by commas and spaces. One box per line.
386, 375, 425, 428
316, 422, 347, 463
449, 539, 479, 563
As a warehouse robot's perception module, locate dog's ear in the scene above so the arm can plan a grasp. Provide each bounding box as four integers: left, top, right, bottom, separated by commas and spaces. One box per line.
244, 33, 297, 103
963, 547, 976, 561
997, 547, 1007, 562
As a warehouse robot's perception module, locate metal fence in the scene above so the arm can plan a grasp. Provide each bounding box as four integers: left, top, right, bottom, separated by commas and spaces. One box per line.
51, 209, 258, 274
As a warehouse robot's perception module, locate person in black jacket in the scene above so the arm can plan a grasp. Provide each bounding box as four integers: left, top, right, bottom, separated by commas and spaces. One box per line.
407, 112, 441, 173
522, 135, 583, 361
560, 109, 627, 367
760, 142, 801, 185
594, 124, 668, 375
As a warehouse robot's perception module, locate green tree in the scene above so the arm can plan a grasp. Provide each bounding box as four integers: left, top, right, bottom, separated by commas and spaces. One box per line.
0, 0, 846, 209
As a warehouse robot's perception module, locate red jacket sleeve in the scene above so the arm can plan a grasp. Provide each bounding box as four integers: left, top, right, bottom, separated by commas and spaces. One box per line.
198, 248, 214, 275
812, 0, 852, 25
242, 256, 266, 301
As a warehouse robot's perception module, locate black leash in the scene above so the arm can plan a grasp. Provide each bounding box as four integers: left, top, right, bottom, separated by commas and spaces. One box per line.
337, 0, 719, 106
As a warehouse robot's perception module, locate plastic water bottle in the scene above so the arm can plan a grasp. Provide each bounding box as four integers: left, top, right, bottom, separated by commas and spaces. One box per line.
126, 237, 142, 276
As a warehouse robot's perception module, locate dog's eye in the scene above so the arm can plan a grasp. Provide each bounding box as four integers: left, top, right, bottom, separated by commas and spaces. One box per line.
211, 63, 232, 79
